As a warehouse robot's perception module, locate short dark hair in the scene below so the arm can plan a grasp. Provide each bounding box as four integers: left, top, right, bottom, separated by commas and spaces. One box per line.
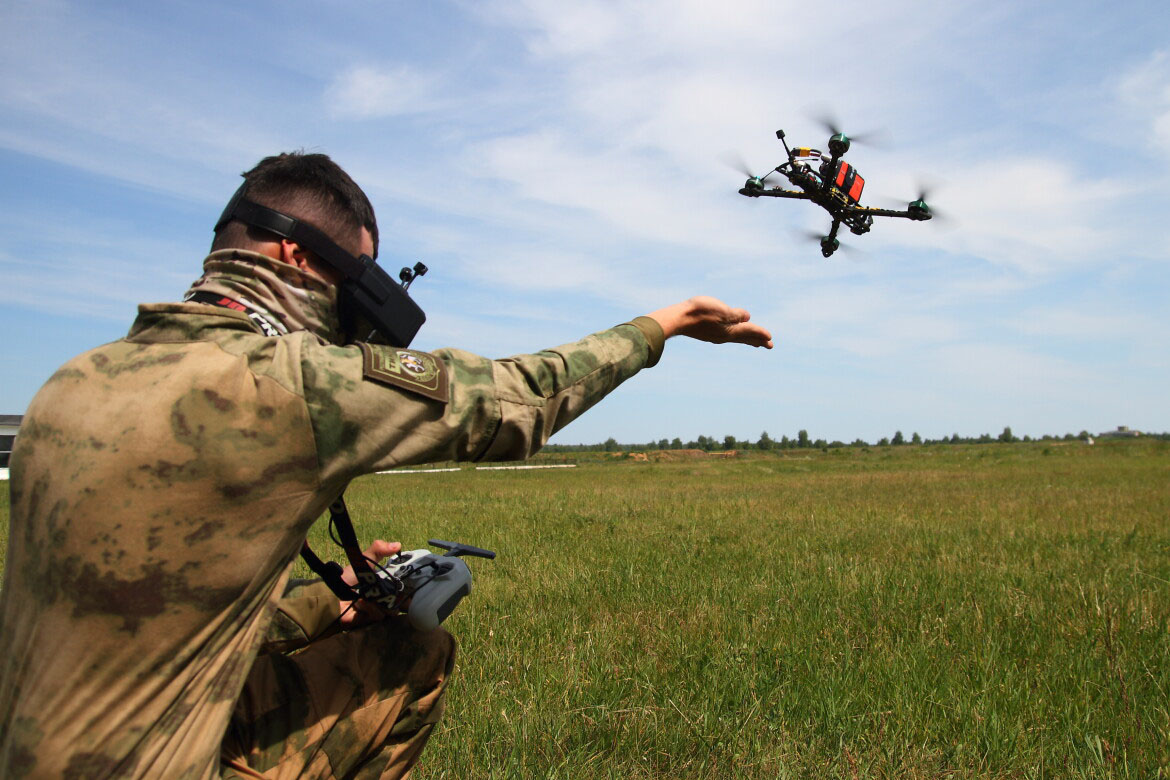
212, 151, 378, 257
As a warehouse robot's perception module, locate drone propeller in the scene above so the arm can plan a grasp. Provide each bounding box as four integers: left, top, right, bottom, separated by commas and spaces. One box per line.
909, 182, 952, 223
792, 228, 862, 258
811, 111, 843, 137
809, 110, 887, 148
721, 151, 782, 194
875, 181, 951, 223
720, 151, 777, 182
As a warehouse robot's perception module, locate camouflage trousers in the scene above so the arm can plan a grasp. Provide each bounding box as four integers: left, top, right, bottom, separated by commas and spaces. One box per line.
220, 617, 455, 779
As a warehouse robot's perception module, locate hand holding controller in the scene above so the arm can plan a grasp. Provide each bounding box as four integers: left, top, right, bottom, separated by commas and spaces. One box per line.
376, 540, 496, 631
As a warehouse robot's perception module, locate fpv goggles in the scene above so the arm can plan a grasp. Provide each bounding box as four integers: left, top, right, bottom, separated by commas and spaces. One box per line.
215, 183, 427, 347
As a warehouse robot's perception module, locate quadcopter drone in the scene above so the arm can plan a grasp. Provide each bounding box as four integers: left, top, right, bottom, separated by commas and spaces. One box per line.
736, 125, 934, 257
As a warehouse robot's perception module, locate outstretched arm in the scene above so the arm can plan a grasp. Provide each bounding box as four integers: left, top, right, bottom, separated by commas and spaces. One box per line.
646, 296, 773, 348
307, 296, 772, 481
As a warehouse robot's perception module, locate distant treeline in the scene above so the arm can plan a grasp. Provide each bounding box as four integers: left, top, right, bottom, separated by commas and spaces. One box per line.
543, 427, 1170, 453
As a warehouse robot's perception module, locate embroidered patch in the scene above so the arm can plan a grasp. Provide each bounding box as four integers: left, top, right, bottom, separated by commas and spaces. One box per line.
359, 343, 449, 403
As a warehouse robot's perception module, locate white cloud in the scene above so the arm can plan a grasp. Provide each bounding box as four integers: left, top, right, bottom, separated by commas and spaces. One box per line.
1, 0, 1168, 435
466, 0, 1157, 279
326, 64, 443, 119
0, 206, 196, 319
0, 250, 191, 321
1118, 50, 1170, 160
0, 0, 284, 201
1005, 305, 1168, 359
861, 157, 1136, 272
467, 130, 775, 256
928, 341, 1111, 399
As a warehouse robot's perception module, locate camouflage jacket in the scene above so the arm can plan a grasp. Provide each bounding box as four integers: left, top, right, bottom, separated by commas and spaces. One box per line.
0, 250, 663, 778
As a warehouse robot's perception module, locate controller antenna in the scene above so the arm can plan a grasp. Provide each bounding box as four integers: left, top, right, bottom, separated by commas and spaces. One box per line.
429, 539, 497, 559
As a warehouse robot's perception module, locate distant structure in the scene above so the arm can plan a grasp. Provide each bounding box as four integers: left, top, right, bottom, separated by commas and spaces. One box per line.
1097, 425, 1142, 439
1, 414, 21, 471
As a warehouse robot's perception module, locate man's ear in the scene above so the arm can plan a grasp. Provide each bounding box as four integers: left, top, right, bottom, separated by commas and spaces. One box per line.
278, 238, 343, 286
279, 238, 313, 271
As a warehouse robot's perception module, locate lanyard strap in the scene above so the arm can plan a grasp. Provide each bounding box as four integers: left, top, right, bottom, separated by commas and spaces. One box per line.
301, 495, 403, 610
190, 291, 399, 608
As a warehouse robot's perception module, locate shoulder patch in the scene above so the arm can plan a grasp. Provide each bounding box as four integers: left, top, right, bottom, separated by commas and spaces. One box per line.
359, 343, 449, 404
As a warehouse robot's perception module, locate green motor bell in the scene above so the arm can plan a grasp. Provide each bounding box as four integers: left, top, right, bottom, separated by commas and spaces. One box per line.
828, 133, 851, 157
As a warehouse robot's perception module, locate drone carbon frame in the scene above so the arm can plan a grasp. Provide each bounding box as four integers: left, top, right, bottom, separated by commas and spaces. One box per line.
738, 128, 931, 257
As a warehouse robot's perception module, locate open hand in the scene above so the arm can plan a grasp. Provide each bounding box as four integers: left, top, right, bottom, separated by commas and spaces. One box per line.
646, 296, 773, 348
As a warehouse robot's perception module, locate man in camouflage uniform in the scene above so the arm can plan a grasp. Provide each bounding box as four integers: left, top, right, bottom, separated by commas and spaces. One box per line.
0, 153, 772, 778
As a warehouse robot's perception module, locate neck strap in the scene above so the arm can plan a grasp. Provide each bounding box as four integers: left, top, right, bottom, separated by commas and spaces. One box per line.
300, 495, 405, 611
190, 291, 400, 608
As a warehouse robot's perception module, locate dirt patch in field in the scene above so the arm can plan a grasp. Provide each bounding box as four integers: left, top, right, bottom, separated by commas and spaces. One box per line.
609, 449, 739, 462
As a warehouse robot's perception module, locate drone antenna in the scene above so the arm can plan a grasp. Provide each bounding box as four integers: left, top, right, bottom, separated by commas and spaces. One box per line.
775, 129, 794, 161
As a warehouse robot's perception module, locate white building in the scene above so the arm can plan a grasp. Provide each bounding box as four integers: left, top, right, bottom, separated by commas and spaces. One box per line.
1097, 425, 1141, 439
1, 414, 21, 474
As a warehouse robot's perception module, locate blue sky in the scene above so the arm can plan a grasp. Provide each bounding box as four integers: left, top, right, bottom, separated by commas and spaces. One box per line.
1, 0, 1167, 445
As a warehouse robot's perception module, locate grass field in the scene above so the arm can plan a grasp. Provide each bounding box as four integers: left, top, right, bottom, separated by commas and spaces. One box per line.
3, 440, 1168, 777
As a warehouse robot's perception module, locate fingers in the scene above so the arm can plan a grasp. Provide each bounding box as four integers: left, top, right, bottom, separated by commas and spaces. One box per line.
364, 539, 402, 562
339, 539, 402, 587
733, 317, 772, 346
714, 307, 772, 347
725, 306, 751, 324
689, 296, 740, 321
645, 297, 774, 347
729, 321, 773, 348
337, 539, 402, 626
683, 298, 773, 348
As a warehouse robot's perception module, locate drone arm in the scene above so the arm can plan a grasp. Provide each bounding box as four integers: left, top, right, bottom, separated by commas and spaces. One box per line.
826, 218, 842, 241
848, 206, 932, 221
739, 187, 815, 200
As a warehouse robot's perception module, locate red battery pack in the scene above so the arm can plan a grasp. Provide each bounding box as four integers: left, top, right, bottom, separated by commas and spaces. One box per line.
833, 162, 865, 203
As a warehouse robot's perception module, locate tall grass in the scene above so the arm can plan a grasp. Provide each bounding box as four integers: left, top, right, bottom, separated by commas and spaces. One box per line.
3, 441, 1167, 777
332, 441, 1169, 778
